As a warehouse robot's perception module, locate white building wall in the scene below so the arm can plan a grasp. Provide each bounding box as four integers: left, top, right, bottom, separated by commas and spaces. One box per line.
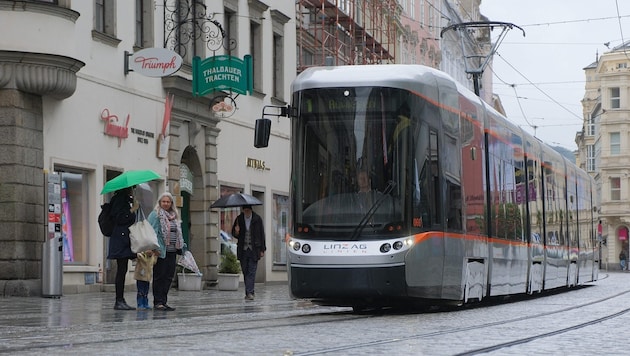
212, 0, 295, 282
0, 0, 295, 292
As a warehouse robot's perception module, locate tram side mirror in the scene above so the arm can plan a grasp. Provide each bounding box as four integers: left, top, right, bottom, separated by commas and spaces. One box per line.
254, 118, 271, 148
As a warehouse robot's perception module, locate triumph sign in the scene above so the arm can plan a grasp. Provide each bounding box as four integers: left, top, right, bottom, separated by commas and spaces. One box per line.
192, 55, 253, 96
126, 48, 183, 77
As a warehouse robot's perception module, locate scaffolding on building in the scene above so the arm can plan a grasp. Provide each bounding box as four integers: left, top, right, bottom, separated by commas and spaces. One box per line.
296, 0, 398, 72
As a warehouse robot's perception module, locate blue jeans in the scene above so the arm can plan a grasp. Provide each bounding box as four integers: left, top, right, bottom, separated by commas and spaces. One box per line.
621, 260, 627, 271
240, 249, 258, 295
136, 280, 150, 308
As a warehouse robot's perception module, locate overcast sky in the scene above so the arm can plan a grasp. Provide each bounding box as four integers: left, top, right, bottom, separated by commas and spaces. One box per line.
478, 0, 630, 149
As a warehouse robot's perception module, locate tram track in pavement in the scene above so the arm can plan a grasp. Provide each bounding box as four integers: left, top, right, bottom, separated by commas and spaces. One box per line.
3, 274, 626, 354
288, 274, 630, 355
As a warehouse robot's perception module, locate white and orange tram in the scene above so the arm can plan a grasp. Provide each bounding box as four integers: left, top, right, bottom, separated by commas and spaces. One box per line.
281, 64, 598, 309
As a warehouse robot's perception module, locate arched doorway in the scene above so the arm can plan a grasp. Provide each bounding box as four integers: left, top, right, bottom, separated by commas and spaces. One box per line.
179, 147, 215, 279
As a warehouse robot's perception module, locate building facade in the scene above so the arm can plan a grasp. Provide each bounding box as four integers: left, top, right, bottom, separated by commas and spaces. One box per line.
0, 0, 294, 296
577, 42, 630, 270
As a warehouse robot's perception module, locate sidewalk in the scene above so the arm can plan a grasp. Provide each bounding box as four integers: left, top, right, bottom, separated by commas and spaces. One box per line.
0, 282, 292, 328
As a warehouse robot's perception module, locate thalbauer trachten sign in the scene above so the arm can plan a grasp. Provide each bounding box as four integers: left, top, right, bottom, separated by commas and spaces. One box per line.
192, 55, 253, 96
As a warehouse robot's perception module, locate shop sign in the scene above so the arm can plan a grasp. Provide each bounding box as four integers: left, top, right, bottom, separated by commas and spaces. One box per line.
128, 48, 183, 77
180, 164, 193, 194
101, 108, 129, 147
246, 157, 269, 171
192, 55, 253, 96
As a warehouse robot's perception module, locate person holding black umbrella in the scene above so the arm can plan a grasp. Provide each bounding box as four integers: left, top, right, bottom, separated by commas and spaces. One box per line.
107, 186, 139, 310
231, 205, 266, 300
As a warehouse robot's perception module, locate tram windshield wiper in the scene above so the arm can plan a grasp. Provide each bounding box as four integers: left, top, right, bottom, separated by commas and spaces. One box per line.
349, 180, 396, 240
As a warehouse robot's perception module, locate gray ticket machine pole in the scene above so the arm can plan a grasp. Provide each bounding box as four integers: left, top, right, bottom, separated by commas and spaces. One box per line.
42, 172, 63, 298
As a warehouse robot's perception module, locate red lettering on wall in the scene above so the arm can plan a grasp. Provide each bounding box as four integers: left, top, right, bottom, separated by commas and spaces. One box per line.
101, 109, 130, 147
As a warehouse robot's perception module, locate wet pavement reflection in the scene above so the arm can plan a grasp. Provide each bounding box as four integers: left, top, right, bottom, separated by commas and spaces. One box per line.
0, 283, 304, 328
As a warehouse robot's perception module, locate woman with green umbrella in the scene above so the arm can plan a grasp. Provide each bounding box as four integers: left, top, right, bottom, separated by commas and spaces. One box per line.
107, 186, 139, 310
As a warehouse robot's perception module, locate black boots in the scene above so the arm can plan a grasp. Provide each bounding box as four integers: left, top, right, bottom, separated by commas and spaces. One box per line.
114, 300, 135, 310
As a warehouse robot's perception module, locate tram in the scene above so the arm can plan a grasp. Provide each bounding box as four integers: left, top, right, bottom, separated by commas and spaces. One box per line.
278, 65, 598, 309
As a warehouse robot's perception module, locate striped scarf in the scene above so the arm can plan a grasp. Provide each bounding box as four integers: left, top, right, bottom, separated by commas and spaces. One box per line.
158, 208, 183, 249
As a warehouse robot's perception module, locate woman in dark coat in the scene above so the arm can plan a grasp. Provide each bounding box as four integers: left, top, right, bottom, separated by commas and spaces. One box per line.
107, 186, 138, 310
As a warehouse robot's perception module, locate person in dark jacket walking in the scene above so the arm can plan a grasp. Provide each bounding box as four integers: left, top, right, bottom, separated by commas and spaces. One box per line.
107, 186, 138, 310
232, 205, 266, 300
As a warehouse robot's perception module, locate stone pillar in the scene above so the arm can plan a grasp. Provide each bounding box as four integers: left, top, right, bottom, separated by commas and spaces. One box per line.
0, 51, 84, 296
0, 89, 45, 296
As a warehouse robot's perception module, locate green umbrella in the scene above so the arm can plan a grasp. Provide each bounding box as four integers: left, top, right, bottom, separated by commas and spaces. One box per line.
101, 170, 161, 194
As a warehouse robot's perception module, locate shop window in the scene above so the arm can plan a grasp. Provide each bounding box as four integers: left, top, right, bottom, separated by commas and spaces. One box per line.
272, 194, 289, 267
57, 171, 90, 264
218, 185, 242, 249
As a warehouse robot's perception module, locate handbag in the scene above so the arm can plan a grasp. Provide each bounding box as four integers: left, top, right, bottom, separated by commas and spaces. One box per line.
129, 207, 160, 253
134, 251, 157, 281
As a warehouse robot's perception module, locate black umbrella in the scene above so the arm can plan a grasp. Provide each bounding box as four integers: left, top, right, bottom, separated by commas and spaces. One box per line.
210, 193, 263, 209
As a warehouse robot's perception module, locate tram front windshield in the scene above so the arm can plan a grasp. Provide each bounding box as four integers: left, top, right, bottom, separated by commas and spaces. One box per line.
292, 87, 419, 240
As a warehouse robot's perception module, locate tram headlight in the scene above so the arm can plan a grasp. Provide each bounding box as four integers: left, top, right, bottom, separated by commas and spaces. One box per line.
289, 240, 301, 251
393, 241, 404, 250
380, 243, 391, 253
302, 244, 311, 253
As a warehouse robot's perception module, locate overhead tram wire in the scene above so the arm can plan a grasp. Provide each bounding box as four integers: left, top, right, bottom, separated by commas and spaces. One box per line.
485, 10, 630, 143
615, 0, 630, 60
493, 52, 583, 123
515, 14, 630, 29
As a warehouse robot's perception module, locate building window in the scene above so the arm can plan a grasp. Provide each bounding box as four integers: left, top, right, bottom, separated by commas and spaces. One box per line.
587, 109, 598, 136
94, 0, 115, 36
610, 132, 620, 155
273, 34, 284, 100
134, 0, 153, 48
225, 9, 237, 57
611, 177, 621, 201
586, 145, 595, 172
250, 21, 262, 91
272, 194, 289, 266
271, 9, 289, 100
420, 0, 425, 27
611, 87, 620, 109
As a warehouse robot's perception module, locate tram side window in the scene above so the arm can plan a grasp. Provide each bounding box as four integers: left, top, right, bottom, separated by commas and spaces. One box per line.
412, 123, 432, 228
442, 134, 462, 231
446, 182, 462, 230
430, 131, 441, 225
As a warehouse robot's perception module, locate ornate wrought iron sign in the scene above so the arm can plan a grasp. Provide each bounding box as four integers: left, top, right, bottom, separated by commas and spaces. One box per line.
164, 0, 236, 58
